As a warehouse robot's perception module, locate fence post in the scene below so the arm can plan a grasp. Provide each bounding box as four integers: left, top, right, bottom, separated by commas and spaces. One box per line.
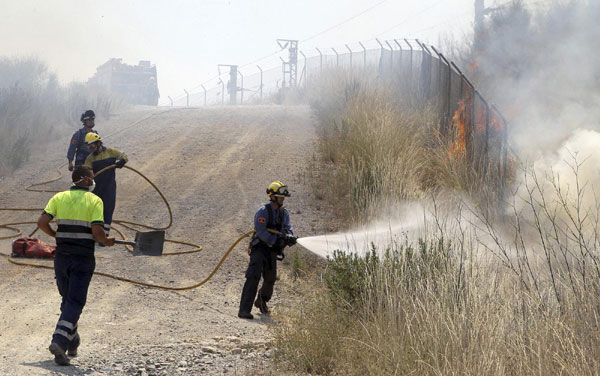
430, 46, 442, 94
385, 40, 394, 75
394, 39, 403, 80
168, 96, 173, 107
394, 39, 403, 65
183, 89, 189, 107
316, 47, 323, 74
218, 78, 224, 106
404, 39, 413, 81
451, 62, 464, 98
359, 41, 367, 69
414, 39, 428, 98
256, 65, 263, 99
299, 51, 307, 86
238, 70, 244, 104
346, 44, 353, 70
474, 92, 490, 174
376, 38, 386, 77
201, 85, 207, 106
375, 38, 384, 53
453, 67, 476, 164
431, 46, 453, 134
332, 47, 339, 67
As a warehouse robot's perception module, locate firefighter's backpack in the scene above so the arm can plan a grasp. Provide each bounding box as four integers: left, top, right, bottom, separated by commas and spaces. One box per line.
11, 237, 56, 258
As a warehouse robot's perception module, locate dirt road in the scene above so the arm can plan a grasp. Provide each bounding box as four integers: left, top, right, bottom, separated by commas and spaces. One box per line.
0, 105, 330, 375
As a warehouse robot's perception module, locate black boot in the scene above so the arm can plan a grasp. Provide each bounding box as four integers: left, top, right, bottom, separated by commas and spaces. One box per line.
67, 333, 80, 357
238, 311, 254, 319
254, 295, 270, 315
49, 342, 70, 366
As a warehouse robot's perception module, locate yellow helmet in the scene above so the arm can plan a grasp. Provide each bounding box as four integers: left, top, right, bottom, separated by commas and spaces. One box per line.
85, 132, 102, 145
267, 180, 290, 197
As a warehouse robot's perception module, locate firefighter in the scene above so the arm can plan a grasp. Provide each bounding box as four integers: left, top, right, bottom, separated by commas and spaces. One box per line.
238, 181, 297, 319
37, 165, 115, 365
67, 110, 99, 171
83, 133, 128, 237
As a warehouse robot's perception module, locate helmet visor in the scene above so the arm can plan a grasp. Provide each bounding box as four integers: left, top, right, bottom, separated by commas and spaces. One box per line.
274, 186, 290, 197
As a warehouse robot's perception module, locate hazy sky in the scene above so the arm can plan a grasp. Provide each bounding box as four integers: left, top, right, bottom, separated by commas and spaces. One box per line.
2, 0, 504, 105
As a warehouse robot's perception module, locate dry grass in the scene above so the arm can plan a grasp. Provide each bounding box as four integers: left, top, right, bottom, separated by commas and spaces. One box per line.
275, 180, 600, 374
306, 69, 504, 223
272, 70, 600, 374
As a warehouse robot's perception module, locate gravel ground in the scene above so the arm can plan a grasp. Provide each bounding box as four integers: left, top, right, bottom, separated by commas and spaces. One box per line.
0, 105, 335, 375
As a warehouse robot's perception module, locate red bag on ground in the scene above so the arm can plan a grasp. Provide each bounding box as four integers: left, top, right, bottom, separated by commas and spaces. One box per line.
11, 237, 56, 258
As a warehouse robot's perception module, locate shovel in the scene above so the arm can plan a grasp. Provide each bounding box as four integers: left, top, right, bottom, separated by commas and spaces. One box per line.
113, 230, 165, 256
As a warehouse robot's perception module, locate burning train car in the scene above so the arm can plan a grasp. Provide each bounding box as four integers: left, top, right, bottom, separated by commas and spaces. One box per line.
89, 58, 159, 106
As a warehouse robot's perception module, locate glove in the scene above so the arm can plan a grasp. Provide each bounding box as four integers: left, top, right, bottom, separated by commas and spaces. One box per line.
275, 237, 286, 249
115, 159, 127, 169
277, 250, 285, 261
284, 234, 297, 246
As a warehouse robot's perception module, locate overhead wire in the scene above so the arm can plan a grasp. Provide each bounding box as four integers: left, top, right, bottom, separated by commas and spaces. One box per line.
300, 0, 389, 44
167, 0, 391, 102
406, 11, 472, 37
373, 0, 448, 38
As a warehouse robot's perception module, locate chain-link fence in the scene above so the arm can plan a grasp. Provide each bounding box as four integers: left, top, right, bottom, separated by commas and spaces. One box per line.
170, 38, 509, 185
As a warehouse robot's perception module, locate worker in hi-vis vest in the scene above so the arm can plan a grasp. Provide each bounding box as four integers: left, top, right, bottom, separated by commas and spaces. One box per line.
37, 165, 115, 366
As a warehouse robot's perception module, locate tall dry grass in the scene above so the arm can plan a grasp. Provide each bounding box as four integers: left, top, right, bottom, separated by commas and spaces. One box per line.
306, 69, 502, 222
272, 68, 600, 374
275, 166, 600, 374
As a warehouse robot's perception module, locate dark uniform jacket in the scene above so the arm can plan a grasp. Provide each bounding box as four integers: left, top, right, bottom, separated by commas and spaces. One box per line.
67, 128, 98, 165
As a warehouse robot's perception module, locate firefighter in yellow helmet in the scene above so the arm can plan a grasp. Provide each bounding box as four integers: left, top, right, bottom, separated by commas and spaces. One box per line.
238, 181, 297, 319
83, 132, 128, 238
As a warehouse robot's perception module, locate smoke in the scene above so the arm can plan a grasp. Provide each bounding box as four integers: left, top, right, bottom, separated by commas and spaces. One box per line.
303, 1, 600, 259
476, 0, 600, 162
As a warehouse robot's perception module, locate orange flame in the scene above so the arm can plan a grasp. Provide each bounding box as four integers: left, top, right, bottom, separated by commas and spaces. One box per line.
448, 100, 467, 158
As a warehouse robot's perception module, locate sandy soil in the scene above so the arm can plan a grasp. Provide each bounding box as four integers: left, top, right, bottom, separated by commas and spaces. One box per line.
0, 105, 333, 375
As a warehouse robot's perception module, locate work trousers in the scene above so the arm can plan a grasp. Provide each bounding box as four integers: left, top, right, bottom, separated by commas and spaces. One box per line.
51, 255, 95, 349
239, 244, 279, 314
95, 185, 116, 236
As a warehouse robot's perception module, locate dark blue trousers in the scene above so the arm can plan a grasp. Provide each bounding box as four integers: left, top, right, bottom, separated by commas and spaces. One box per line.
239, 244, 278, 314
95, 186, 116, 235
52, 255, 95, 349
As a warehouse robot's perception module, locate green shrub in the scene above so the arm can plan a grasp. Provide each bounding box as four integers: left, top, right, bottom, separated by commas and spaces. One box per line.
324, 248, 378, 311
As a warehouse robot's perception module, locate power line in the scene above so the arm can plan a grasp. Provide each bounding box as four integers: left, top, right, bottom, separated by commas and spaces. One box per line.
374, 0, 447, 38
406, 11, 471, 37
301, 0, 389, 44
168, 0, 390, 101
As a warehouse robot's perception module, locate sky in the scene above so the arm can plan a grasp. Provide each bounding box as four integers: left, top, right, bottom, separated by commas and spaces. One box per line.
2, 0, 508, 105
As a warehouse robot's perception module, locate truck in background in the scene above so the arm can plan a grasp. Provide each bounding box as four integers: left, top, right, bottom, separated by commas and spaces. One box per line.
89, 59, 159, 106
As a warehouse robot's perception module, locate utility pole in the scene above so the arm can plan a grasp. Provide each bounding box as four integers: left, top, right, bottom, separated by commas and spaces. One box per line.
218, 64, 238, 104
277, 39, 298, 88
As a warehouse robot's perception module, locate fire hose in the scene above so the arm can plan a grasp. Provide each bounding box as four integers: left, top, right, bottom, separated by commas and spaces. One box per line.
0, 162, 259, 291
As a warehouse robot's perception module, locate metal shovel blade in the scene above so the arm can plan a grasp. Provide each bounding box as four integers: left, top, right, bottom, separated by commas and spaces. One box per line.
132, 231, 165, 256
